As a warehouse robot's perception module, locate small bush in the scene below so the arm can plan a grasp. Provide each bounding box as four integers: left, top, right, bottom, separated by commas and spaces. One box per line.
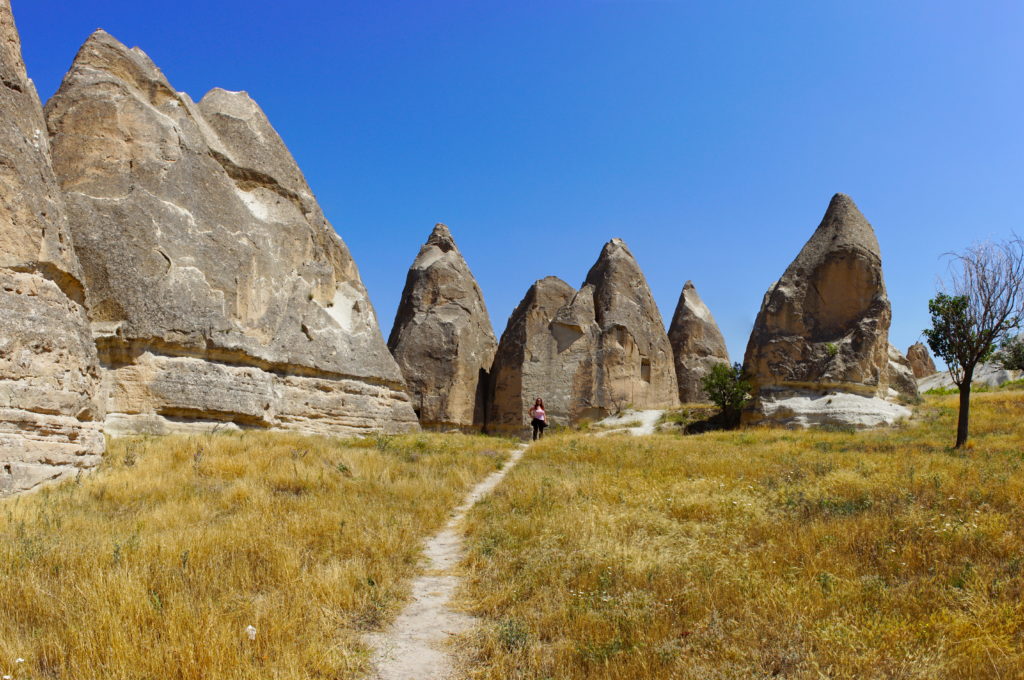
700, 363, 752, 428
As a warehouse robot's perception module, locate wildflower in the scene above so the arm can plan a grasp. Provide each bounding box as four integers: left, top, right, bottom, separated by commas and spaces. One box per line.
245, 625, 257, 641
13, 660, 23, 665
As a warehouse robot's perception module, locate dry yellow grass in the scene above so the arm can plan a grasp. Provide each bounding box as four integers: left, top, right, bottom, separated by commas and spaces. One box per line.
0, 431, 508, 679
456, 393, 1024, 679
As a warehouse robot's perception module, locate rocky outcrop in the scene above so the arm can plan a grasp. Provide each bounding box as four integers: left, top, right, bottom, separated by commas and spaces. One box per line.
388, 224, 497, 429
45, 31, 417, 436
742, 194, 909, 428
918, 363, 1022, 392
886, 344, 920, 401
667, 280, 730, 402
489, 240, 678, 433
0, 2, 104, 496
907, 342, 937, 378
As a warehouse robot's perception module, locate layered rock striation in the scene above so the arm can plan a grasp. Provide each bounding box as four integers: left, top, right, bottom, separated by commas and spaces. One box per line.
667, 280, 730, 402
742, 194, 909, 427
907, 342, 937, 379
45, 31, 417, 436
388, 224, 497, 429
490, 239, 678, 433
0, 2, 104, 495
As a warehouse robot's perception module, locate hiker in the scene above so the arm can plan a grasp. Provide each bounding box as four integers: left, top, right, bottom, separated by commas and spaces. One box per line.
529, 398, 547, 440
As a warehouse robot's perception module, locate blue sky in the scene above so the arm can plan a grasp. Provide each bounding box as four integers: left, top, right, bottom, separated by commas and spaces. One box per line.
16, 0, 1024, 361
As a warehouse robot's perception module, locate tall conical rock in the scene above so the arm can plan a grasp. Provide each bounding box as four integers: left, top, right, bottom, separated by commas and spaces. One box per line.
0, 1, 104, 495
489, 239, 678, 433
388, 224, 497, 429
742, 194, 910, 427
583, 238, 679, 411
45, 31, 417, 435
907, 342, 937, 378
668, 280, 730, 402
489, 277, 599, 431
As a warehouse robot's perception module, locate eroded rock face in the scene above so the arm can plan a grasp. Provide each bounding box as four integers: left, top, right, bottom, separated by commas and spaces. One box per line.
489, 277, 595, 432
742, 194, 908, 428
489, 240, 678, 433
0, 2, 104, 496
45, 31, 417, 436
886, 344, 920, 402
668, 280, 730, 402
907, 342, 937, 379
388, 224, 497, 429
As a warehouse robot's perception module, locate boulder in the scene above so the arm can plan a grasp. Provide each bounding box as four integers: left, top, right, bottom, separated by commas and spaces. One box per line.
0, 1, 104, 496
489, 239, 678, 433
45, 31, 418, 436
907, 342, 937, 378
667, 280, 730, 402
388, 224, 497, 429
742, 194, 909, 428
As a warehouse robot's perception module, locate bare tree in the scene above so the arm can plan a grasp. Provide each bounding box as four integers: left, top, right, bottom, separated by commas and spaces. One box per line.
924, 236, 1024, 447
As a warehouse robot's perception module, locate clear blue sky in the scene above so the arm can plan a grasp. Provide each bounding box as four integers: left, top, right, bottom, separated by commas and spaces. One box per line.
15, 0, 1024, 362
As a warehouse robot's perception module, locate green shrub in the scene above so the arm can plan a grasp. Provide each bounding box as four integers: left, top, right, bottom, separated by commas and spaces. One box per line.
700, 362, 752, 428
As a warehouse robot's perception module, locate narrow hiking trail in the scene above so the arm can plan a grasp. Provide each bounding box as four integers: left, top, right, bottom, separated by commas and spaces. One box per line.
367, 443, 528, 680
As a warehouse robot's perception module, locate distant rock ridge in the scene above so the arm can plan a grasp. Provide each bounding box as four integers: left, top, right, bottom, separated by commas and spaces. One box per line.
668, 280, 730, 402
44, 29, 417, 436
0, 0, 104, 496
742, 194, 910, 428
489, 240, 678, 432
388, 224, 497, 429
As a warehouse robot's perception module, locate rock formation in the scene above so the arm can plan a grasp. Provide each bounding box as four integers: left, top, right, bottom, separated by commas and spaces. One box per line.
388, 224, 497, 429
489, 277, 596, 431
45, 30, 418, 436
667, 280, 730, 402
742, 194, 910, 428
584, 239, 679, 411
489, 239, 678, 433
886, 344, 920, 401
907, 342, 937, 378
918, 363, 1022, 392
0, 2, 104, 495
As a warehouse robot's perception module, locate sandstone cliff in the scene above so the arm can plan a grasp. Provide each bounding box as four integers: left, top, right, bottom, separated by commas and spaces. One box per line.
490, 240, 678, 432
45, 31, 417, 436
886, 344, 920, 402
0, 2, 104, 495
907, 342, 937, 379
742, 194, 909, 428
667, 280, 730, 402
388, 224, 497, 429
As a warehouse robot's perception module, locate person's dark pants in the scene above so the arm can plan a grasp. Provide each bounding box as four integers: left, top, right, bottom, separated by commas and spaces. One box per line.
531, 418, 546, 440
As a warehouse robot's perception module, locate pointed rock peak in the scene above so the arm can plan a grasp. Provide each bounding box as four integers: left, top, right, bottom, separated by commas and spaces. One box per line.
806, 192, 881, 259
598, 237, 634, 259
683, 279, 696, 293
0, 2, 29, 84
426, 223, 456, 252
64, 27, 176, 100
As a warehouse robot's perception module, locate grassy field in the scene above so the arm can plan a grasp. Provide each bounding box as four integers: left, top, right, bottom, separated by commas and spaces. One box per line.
456, 393, 1024, 679
0, 431, 508, 680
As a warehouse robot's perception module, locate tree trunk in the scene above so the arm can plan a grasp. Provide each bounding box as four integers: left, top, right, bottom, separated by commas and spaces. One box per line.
955, 366, 974, 448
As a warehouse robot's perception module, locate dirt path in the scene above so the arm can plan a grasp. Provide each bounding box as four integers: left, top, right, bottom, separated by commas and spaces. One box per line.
595, 409, 665, 436
367, 443, 527, 680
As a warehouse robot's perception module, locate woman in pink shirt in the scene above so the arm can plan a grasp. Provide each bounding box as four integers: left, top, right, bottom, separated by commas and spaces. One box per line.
529, 398, 547, 441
